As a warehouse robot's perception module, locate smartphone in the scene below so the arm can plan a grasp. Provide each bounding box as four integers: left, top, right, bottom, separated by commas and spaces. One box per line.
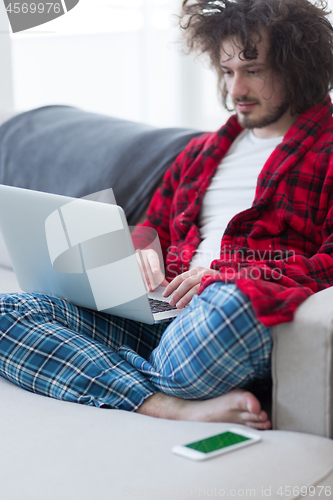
172, 427, 261, 461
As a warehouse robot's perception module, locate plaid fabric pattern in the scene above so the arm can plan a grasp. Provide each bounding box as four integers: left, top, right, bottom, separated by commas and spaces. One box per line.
0, 285, 272, 408
119, 283, 272, 399
0, 293, 170, 411
134, 96, 333, 326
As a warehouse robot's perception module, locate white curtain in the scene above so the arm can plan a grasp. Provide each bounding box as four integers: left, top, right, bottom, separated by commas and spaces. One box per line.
3, 0, 333, 131
7, 0, 221, 129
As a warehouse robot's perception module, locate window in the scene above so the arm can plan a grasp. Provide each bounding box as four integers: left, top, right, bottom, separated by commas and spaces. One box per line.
3, 0, 333, 131
6, 0, 202, 128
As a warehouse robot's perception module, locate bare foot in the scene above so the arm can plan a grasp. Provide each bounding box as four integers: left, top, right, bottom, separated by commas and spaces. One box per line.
136, 389, 271, 430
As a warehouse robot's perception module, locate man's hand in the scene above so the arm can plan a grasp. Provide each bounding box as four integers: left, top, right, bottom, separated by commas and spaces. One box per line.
162, 266, 220, 308
136, 249, 169, 292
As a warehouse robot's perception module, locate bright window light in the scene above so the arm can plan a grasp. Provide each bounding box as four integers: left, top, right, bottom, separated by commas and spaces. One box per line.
9, 0, 175, 37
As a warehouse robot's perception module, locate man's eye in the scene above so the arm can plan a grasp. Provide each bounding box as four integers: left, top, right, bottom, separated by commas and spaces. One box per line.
248, 70, 259, 75
222, 70, 233, 76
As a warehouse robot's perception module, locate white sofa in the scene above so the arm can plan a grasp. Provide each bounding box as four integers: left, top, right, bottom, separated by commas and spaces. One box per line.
0, 108, 332, 499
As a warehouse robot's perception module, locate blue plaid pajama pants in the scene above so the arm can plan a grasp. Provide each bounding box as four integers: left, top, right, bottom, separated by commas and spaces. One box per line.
0, 283, 272, 411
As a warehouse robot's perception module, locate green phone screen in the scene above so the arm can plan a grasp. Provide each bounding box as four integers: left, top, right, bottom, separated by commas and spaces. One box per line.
185, 431, 250, 454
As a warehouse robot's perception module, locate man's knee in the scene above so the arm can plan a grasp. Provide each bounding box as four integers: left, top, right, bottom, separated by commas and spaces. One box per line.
0, 292, 70, 330
147, 282, 272, 398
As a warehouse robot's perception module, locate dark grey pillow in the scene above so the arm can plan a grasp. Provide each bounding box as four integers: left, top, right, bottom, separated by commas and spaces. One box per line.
0, 105, 202, 224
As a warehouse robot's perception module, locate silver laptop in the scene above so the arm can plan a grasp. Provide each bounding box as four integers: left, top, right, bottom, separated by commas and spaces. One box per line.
0, 184, 183, 324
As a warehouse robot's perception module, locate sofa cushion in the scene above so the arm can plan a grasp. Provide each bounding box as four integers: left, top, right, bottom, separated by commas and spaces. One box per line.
0, 105, 202, 225
0, 106, 202, 269
0, 376, 332, 500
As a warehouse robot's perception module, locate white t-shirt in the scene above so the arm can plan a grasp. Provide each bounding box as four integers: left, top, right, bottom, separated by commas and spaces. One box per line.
189, 129, 283, 270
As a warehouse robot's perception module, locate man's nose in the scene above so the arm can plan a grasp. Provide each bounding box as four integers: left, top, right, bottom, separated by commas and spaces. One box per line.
229, 73, 249, 100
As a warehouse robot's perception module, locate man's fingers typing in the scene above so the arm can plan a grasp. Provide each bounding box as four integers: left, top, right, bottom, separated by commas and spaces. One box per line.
173, 284, 201, 308
136, 249, 167, 291
168, 275, 201, 307
164, 267, 220, 307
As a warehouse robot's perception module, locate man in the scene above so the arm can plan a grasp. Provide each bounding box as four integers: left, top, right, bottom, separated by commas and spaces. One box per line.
0, 0, 333, 430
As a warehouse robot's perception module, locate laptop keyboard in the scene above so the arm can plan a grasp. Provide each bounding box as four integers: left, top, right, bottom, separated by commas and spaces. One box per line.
149, 298, 178, 313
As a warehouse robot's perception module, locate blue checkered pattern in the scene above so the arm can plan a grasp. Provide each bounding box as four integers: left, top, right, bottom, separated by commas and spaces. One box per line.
0, 283, 272, 410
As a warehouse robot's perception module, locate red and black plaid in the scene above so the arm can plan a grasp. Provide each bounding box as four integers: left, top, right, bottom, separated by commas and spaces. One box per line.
137, 95, 333, 327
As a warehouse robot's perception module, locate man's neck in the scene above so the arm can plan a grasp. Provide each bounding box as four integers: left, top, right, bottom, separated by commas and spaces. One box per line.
252, 108, 299, 139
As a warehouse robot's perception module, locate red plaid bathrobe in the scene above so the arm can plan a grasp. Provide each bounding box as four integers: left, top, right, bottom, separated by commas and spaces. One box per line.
137, 96, 333, 327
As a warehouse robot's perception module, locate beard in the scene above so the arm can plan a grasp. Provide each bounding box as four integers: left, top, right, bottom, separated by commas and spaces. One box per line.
234, 98, 290, 130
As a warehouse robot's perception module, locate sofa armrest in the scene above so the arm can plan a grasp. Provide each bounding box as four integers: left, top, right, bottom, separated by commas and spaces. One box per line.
271, 286, 333, 438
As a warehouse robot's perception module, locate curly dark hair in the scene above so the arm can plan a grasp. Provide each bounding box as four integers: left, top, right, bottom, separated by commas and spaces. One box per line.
179, 0, 333, 114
